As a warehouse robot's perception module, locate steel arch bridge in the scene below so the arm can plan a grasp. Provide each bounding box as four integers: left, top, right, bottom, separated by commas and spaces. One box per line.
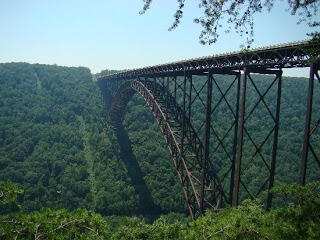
98, 40, 320, 219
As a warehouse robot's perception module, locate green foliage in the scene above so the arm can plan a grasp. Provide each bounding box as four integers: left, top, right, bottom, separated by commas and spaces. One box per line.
184, 182, 320, 240
185, 200, 268, 240
0, 63, 141, 215
0, 180, 319, 239
0, 181, 111, 239
0, 208, 111, 240
141, 0, 320, 45
0, 181, 23, 206
269, 182, 320, 239
109, 215, 187, 240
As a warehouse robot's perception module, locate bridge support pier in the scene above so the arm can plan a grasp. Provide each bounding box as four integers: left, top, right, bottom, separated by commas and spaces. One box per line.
233, 67, 248, 206
198, 69, 241, 211
300, 62, 320, 185
229, 72, 241, 204
233, 67, 282, 208
200, 70, 213, 214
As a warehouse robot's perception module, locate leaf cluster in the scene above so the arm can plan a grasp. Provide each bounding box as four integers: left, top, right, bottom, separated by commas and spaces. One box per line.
0, 181, 23, 206
141, 0, 320, 46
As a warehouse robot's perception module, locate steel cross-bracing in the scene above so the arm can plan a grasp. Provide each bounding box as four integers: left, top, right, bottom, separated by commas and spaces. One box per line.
98, 40, 320, 218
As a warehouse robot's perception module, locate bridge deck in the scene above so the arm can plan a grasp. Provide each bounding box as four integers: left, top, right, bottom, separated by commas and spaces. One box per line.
99, 40, 320, 81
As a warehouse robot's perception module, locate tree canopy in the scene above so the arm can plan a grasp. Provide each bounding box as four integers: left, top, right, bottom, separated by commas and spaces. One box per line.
1, 180, 319, 239
140, 0, 320, 46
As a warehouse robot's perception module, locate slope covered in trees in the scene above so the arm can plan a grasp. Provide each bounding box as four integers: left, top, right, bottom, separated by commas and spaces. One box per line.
0, 63, 184, 217
0, 62, 319, 219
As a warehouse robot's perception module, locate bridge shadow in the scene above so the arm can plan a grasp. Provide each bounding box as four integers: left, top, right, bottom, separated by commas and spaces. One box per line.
115, 126, 161, 218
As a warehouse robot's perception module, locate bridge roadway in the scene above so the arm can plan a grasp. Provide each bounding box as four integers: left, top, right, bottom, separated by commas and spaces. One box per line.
100, 40, 319, 80
98, 40, 320, 218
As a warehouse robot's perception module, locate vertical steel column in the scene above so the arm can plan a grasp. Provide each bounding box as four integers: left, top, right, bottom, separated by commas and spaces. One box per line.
166, 77, 169, 113
181, 67, 187, 155
229, 72, 241, 203
300, 64, 315, 185
267, 70, 282, 209
153, 77, 157, 96
200, 71, 213, 214
173, 76, 177, 121
188, 75, 192, 122
233, 67, 248, 206
115, 79, 119, 91
174, 76, 177, 103
188, 75, 192, 140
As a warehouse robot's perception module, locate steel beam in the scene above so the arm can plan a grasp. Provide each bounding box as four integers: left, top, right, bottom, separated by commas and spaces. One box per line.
300, 63, 316, 185
181, 68, 187, 156
229, 72, 241, 203
200, 70, 213, 214
188, 75, 192, 124
166, 77, 169, 116
99, 41, 320, 82
233, 67, 248, 206
267, 70, 282, 209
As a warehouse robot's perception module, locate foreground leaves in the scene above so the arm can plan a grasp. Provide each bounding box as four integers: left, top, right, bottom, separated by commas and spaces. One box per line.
0, 209, 111, 240
1, 181, 319, 240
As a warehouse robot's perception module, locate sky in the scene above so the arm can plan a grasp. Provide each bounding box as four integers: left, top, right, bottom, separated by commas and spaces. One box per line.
0, 0, 319, 77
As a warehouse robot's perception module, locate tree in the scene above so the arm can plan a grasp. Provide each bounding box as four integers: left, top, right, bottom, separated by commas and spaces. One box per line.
140, 0, 320, 46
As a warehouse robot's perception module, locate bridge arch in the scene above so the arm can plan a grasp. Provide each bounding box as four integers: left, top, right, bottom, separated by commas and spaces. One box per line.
107, 79, 224, 218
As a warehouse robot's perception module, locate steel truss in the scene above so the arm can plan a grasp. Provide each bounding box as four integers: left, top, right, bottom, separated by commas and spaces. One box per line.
300, 62, 320, 185
100, 40, 320, 81
98, 41, 320, 218
233, 68, 282, 209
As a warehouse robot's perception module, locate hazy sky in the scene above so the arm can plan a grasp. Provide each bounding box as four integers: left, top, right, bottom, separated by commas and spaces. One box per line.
0, 0, 318, 77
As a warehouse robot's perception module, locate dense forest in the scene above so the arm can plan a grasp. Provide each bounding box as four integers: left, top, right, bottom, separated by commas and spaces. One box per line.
0, 62, 319, 239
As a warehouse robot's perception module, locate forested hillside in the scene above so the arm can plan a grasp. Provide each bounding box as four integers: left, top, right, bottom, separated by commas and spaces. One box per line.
0, 62, 319, 218
0, 63, 184, 217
